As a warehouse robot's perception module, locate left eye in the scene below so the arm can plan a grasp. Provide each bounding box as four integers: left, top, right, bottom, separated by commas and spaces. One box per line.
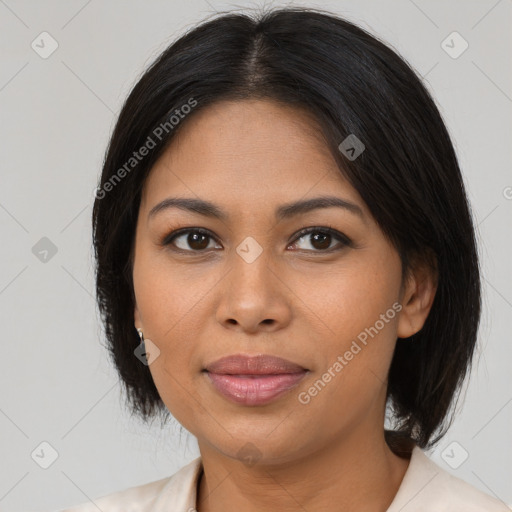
288, 227, 351, 252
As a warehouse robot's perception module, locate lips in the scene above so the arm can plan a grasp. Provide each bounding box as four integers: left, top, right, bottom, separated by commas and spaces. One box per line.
204, 354, 307, 375
203, 354, 308, 406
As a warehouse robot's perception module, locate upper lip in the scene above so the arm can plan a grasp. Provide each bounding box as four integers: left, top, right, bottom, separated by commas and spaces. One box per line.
204, 354, 307, 375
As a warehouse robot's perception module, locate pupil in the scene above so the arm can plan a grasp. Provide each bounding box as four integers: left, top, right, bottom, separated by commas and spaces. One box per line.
312, 233, 330, 250
189, 232, 208, 250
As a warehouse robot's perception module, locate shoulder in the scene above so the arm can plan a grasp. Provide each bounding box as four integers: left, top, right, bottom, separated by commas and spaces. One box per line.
387, 446, 509, 512
55, 456, 202, 512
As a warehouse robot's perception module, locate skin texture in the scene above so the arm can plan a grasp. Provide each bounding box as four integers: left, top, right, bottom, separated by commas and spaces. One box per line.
132, 99, 437, 512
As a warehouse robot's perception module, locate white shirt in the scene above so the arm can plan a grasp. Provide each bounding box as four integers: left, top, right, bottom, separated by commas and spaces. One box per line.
57, 446, 509, 511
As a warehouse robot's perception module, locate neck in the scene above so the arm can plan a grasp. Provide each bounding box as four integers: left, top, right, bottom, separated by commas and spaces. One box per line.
196, 429, 412, 512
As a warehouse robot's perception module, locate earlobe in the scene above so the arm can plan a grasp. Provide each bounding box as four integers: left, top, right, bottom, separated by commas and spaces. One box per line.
397, 263, 438, 339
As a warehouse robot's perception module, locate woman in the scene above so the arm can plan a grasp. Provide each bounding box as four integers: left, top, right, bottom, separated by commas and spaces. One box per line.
60, 6, 508, 511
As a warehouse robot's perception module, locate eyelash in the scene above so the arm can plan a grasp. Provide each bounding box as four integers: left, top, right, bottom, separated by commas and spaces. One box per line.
160, 226, 353, 254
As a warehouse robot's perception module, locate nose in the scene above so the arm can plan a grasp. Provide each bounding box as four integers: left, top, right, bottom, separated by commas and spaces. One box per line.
215, 245, 292, 334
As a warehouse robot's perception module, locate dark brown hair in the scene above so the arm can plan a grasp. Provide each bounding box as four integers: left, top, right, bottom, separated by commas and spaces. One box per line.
92, 6, 481, 451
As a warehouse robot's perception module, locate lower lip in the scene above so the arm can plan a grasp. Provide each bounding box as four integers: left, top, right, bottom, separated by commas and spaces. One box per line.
205, 371, 308, 406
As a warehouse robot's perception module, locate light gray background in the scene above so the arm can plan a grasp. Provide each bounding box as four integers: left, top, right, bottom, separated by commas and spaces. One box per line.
0, 1, 511, 511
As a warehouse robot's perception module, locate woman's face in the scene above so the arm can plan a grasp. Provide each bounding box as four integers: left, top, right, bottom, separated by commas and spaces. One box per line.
132, 99, 421, 464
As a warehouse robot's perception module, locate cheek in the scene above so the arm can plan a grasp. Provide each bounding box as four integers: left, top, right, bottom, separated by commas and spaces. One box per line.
132, 245, 221, 416
292, 253, 401, 399
133, 242, 215, 346
290, 257, 399, 345
134, 265, 205, 429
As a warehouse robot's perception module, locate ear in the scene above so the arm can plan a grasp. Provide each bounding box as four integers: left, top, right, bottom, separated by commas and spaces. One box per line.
397, 256, 438, 339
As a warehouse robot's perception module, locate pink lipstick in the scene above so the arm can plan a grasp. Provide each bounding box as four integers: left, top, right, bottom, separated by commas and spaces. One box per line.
203, 354, 308, 406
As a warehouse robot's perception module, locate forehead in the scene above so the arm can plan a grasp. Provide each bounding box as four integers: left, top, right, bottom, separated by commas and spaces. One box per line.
140, 99, 364, 215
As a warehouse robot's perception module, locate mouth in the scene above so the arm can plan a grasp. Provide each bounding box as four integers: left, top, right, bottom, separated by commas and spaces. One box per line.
203, 354, 309, 406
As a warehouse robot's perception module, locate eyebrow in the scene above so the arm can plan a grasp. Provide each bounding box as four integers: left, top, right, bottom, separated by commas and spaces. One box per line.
148, 195, 364, 222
